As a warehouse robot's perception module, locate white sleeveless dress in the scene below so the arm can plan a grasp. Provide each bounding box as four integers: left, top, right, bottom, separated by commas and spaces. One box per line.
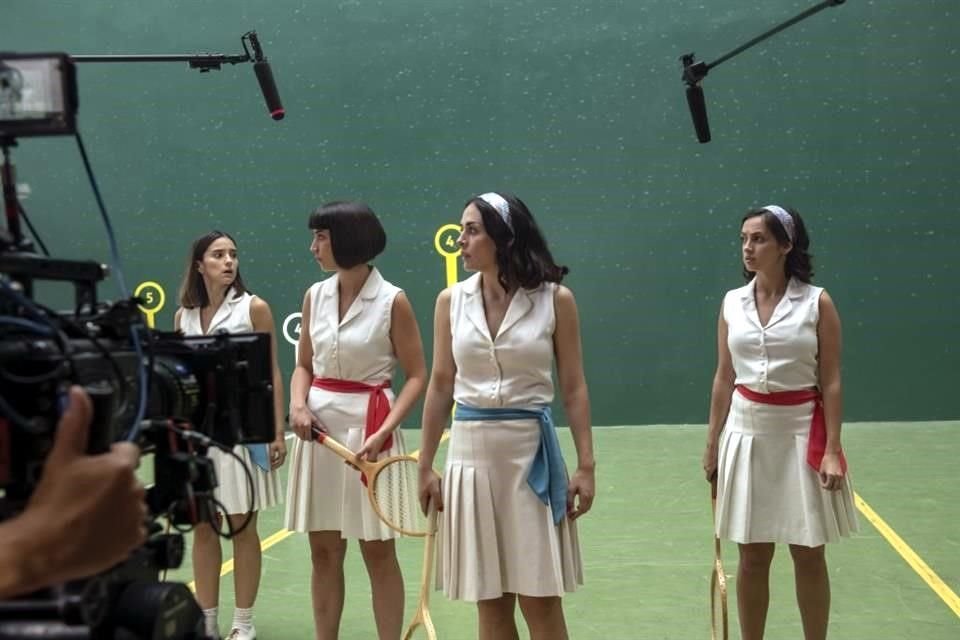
178, 289, 283, 515
436, 273, 583, 602
716, 277, 859, 546
284, 267, 416, 540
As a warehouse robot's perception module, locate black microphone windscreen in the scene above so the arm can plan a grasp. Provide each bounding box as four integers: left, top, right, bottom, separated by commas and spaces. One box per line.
685, 84, 711, 143
254, 61, 285, 121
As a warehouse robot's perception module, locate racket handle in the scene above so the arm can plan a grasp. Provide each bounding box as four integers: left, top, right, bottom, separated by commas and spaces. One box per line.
311, 426, 356, 462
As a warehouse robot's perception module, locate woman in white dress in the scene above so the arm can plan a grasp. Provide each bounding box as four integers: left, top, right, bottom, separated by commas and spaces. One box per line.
175, 230, 287, 640
284, 201, 426, 640
702, 206, 858, 640
417, 192, 596, 640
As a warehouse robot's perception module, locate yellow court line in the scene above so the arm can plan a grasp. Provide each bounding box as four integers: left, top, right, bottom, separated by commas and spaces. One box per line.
855, 491, 960, 618
187, 430, 451, 591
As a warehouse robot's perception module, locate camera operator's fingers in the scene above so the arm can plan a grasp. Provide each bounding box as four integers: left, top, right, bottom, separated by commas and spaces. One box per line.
47, 386, 93, 466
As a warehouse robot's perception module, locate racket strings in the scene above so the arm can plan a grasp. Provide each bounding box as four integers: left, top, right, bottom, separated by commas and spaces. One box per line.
372, 457, 427, 535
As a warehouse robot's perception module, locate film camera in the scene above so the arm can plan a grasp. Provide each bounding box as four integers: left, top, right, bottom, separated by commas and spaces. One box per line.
1, 53, 277, 638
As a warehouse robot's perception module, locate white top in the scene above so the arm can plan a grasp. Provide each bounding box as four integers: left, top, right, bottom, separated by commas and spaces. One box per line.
179, 288, 254, 336
308, 267, 401, 382
450, 273, 556, 408
723, 277, 823, 393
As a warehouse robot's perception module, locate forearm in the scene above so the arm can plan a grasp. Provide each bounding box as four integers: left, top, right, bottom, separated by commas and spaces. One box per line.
379, 375, 426, 433
418, 380, 453, 469
289, 364, 313, 411
562, 383, 594, 470
707, 376, 734, 443
0, 516, 58, 598
821, 378, 843, 453
272, 365, 285, 438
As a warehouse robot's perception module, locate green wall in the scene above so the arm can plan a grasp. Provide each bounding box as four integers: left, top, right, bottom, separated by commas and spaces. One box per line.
3, 0, 958, 424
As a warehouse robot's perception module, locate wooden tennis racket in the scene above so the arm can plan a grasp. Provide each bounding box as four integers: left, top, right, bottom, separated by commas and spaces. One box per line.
402, 501, 439, 640
311, 426, 429, 537
710, 479, 729, 640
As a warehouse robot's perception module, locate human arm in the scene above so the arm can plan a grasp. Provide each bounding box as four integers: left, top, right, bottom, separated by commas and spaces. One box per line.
416, 289, 455, 513
704, 304, 735, 483
0, 387, 147, 599
250, 296, 288, 469
817, 290, 845, 490
357, 292, 427, 461
289, 289, 323, 440
553, 286, 595, 520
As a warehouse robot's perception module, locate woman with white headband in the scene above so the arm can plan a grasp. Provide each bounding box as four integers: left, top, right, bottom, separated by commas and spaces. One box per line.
702, 205, 858, 640
417, 192, 595, 640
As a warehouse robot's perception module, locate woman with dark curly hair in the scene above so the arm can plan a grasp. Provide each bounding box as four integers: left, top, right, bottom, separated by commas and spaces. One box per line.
702, 205, 858, 640
417, 192, 595, 640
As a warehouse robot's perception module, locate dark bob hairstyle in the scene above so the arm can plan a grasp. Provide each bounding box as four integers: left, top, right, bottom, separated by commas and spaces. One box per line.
308, 201, 386, 269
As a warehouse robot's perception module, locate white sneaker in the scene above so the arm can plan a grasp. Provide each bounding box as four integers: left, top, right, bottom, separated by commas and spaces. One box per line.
225, 626, 256, 640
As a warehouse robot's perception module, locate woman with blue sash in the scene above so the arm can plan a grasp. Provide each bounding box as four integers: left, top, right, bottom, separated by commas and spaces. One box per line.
417, 193, 596, 640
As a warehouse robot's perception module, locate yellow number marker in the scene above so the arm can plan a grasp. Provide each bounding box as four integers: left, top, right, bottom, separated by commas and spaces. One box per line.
134, 281, 165, 329
434, 223, 462, 288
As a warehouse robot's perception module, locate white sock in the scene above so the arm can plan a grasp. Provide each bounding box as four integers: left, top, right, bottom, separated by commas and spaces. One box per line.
232, 607, 254, 632
202, 607, 218, 637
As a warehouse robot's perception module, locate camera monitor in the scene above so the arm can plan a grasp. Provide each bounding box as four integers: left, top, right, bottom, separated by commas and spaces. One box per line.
0, 52, 77, 139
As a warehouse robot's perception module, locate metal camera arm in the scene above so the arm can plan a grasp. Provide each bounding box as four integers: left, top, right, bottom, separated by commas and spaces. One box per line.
681, 0, 846, 86
70, 30, 262, 71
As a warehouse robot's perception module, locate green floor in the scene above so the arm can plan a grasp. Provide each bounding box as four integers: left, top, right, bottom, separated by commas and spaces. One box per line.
145, 422, 959, 639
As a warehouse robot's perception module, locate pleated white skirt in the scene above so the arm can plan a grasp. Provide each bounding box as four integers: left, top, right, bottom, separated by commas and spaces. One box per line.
436, 418, 583, 602
209, 445, 283, 515
716, 392, 859, 547
283, 386, 415, 540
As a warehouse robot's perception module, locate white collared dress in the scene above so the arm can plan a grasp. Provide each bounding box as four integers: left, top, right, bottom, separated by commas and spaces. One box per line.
716, 277, 859, 547
284, 267, 416, 540
178, 289, 283, 515
436, 273, 583, 602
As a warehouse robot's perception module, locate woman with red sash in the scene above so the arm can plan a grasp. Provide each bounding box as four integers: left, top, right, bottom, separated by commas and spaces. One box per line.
702, 205, 858, 640
283, 202, 427, 640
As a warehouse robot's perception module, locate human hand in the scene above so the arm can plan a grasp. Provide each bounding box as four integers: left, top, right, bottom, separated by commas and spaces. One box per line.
23, 386, 148, 585
356, 429, 391, 462
418, 466, 443, 515
289, 405, 322, 441
269, 437, 287, 469
819, 452, 845, 491
702, 440, 719, 483
566, 466, 596, 520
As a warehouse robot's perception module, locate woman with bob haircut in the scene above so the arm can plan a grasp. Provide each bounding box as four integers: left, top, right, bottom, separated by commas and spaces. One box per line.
284, 201, 427, 640
417, 192, 596, 640
174, 230, 286, 640
702, 205, 858, 640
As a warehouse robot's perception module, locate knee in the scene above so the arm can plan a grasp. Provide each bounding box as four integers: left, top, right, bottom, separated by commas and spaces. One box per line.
517, 595, 562, 620
358, 540, 398, 572
789, 544, 826, 570
478, 593, 516, 619
309, 536, 347, 571
193, 522, 219, 544
228, 515, 259, 543
738, 544, 776, 574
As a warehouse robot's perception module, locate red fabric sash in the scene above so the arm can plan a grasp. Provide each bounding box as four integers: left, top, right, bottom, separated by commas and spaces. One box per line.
734, 385, 847, 473
311, 378, 394, 453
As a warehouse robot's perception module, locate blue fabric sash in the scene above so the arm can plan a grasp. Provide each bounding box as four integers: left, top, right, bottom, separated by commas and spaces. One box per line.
245, 444, 270, 472
454, 403, 568, 525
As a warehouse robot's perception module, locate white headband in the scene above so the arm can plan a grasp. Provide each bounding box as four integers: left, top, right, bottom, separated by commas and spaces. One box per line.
477, 192, 512, 231
762, 205, 795, 243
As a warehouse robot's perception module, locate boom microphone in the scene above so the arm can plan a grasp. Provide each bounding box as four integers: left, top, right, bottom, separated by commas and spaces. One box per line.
685, 84, 710, 143
253, 61, 284, 120
246, 32, 285, 121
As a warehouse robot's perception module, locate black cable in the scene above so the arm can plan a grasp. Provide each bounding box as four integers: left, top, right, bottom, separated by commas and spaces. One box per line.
16, 202, 50, 256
